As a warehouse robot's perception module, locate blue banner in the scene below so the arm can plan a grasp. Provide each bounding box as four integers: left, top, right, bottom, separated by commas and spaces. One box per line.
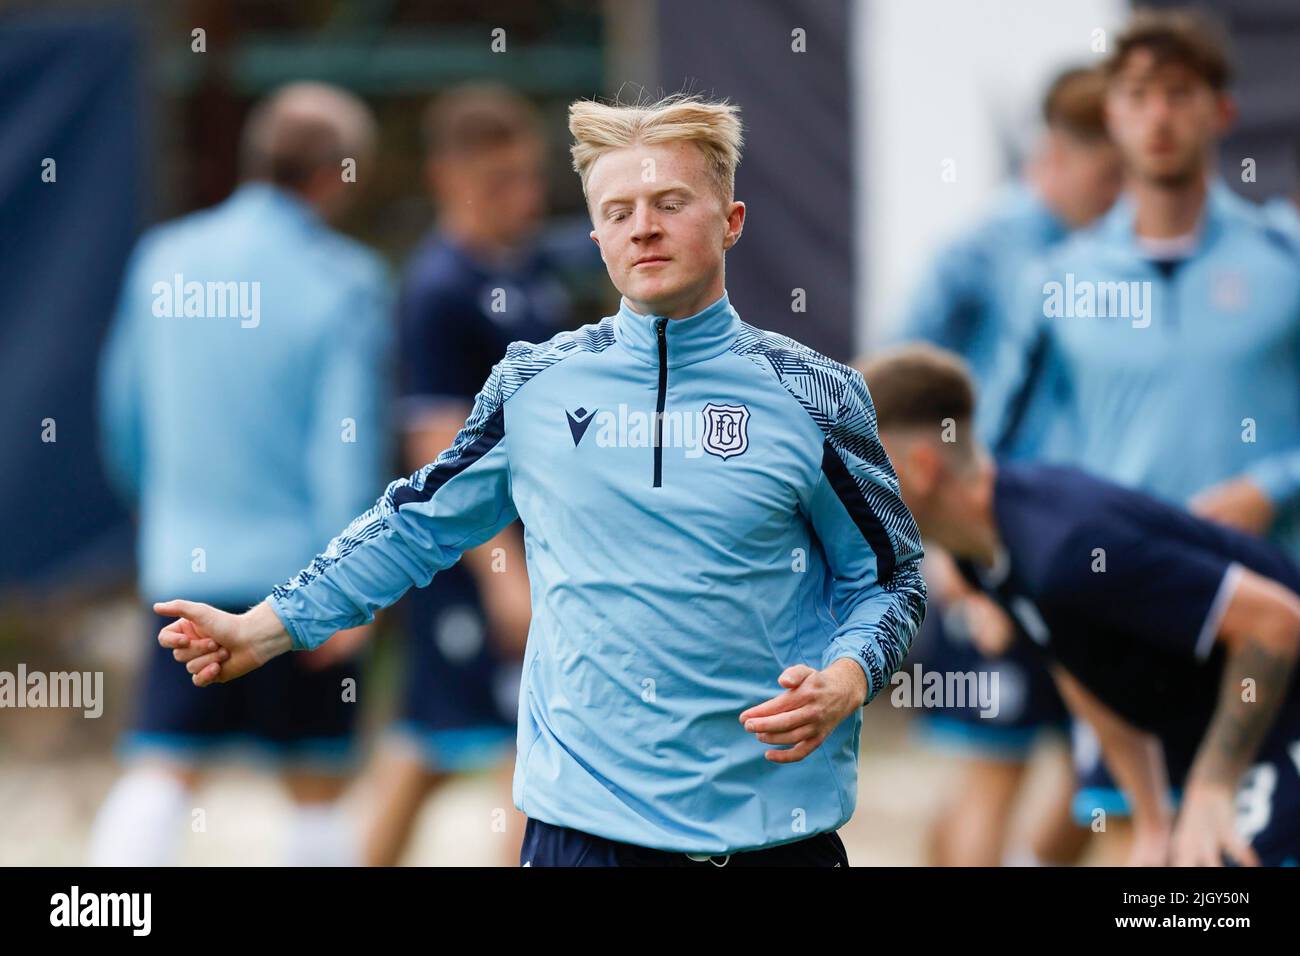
0, 14, 143, 593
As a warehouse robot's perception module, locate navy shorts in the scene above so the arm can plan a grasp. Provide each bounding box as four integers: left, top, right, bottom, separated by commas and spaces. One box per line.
1236, 730, 1300, 866
125, 606, 360, 771
520, 818, 850, 867
911, 607, 1069, 761
392, 562, 518, 773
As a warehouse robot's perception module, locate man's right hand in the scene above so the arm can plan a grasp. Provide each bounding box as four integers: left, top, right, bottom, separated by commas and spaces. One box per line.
155, 599, 293, 686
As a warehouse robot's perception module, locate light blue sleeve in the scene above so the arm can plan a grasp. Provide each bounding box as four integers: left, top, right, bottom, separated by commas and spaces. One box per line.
268, 361, 518, 650
305, 274, 396, 546
981, 256, 1068, 457
809, 370, 927, 703
97, 238, 152, 505
892, 237, 984, 352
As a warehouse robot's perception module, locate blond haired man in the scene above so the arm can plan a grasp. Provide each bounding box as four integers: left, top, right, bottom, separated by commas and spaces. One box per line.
154, 95, 926, 866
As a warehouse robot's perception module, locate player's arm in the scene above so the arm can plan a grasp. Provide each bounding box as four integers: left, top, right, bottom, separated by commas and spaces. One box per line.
1051, 666, 1175, 865
158, 359, 521, 686
1173, 567, 1300, 866
1051, 512, 1300, 865
1189, 477, 1275, 536
925, 548, 1016, 657
742, 370, 927, 763
405, 404, 531, 656
981, 257, 1066, 458
892, 238, 982, 353
395, 276, 532, 657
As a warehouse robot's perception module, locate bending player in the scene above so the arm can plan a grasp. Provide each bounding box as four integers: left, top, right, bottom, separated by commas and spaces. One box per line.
987, 9, 1300, 859
891, 65, 1120, 867
865, 344, 1300, 866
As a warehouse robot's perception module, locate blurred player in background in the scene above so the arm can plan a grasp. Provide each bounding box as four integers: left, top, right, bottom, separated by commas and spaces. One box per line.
991, 8, 1300, 861
91, 83, 392, 866
893, 67, 1121, 866
867, 344, 1300, 866
362, 85, 571, 866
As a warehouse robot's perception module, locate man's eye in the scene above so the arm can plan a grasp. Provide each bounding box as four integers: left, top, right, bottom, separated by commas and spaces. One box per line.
610, 211, 629, 222
660, 202, 682, 212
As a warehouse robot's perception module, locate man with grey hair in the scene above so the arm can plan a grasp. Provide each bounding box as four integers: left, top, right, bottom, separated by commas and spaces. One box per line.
238, 82, 378, 221
91, 82, 392, 866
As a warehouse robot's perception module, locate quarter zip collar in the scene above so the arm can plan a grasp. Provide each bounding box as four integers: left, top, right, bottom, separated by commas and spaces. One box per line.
614, 292, 741, 368
1097, 177, 1245, 261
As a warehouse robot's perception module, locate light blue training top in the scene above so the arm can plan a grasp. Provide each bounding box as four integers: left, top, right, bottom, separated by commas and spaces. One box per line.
269, 292, 926, 853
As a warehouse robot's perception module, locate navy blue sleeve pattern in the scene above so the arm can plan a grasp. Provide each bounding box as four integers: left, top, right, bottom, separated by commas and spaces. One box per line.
731, 326, 928, 701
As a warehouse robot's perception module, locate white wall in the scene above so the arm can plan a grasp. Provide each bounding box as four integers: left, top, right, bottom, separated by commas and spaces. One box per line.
852, 0, 1126, 350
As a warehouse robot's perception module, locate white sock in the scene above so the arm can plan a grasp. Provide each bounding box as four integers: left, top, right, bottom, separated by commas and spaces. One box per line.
88, 766, 190, 866
285, 803, 358, 867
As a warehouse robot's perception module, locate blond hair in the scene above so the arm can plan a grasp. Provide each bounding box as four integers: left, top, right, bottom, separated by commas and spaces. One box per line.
568, 93, 744, 202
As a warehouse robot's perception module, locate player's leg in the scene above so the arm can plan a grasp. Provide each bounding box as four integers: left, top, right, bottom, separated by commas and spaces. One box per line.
1069, 720, 1136, 864
364, 572, 517, 865
912, 613, 1043, 865
367, 725, 516, 864
242, 617, 366, 867
1020, 742, 1089, 865
89, 606, 243, 865
929, 755, 1026, 866
362, 746, 448, 866
281, 767, 360, 867
1008, 684, 1086, 867
88, 757, 200, 866
492, 746, 526, 866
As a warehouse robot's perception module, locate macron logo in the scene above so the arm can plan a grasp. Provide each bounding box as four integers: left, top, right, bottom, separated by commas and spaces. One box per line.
566, 407, 597, 447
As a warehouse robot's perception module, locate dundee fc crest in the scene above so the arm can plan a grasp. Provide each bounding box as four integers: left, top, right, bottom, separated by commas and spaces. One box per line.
701, 402, 750, 460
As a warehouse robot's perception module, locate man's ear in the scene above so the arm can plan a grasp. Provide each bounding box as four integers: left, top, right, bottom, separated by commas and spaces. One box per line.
589, 229, 604, 261
1213, 92, 1237, 137
1102, 91, 1119, 141
722, 200, 745, 250
911, 440, 944, 499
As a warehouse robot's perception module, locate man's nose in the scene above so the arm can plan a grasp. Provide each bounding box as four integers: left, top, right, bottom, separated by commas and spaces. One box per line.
1147, 92, 1176, 123
630, 205, 662, 242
